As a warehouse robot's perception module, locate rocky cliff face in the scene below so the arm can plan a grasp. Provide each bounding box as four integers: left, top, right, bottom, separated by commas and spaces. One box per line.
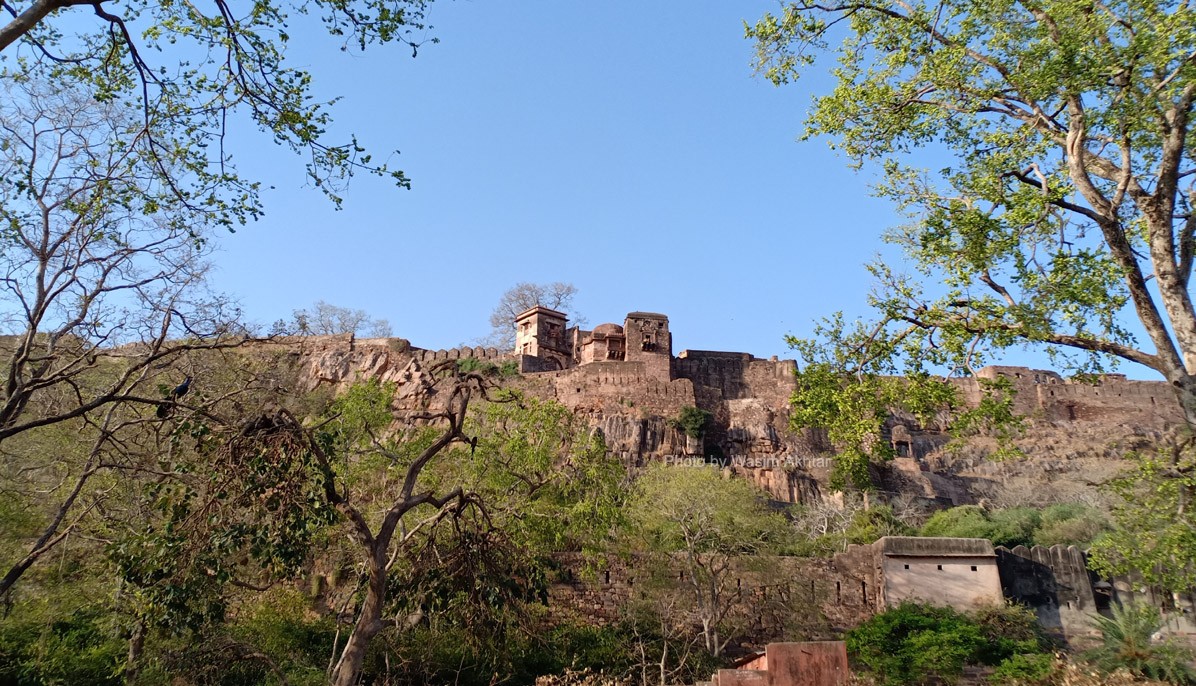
279, 334, 1181, 509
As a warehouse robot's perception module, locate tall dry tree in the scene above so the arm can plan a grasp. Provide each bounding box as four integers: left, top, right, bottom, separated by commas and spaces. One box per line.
0, 78, 247, 596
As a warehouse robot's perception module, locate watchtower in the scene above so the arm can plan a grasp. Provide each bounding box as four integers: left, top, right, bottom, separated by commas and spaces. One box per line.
624, 312, 672, 379
514, 306, 571, 370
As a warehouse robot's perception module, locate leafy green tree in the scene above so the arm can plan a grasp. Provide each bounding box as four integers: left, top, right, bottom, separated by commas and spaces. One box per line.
920, 506, 1040, 548
624, 463, 793, 657
750, 0, 1196, 415
310, 373, 620, 686
749, 0, 1196, 564
788, 355, 964, 487
0, 0, 429, 215
669, 405, 712, 440
1035, 503, 1110, 547
1090, 444, 1196, 591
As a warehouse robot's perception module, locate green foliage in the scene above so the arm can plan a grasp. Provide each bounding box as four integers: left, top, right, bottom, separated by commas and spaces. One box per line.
1084, 604, 1196, 685
1035, 503, 1111, 547
535, 623, 634, 677
669, 405, 712, 439
469, 396, 625, 556
624, 463, 793, 657
988, 653, 1054, 685
228, 588, 333, 684
457, 357, 521, 378
0, 603, 125, 685
325, 377, 396, 447
518, 619, 722, 685
322, 390, 626, 674
110, 416, 339, 634
846, 602, 1051, 686
921, 506, 1011, 545
748, 0, 1195, 383
1089, 446, 1196, 592
920, 504, 1107, 549
787, 331, 962, 489
748, 0, 1196, 536
626, 463, 792, 557
846, 505, 918, 545
950, 377, 1026, 460
3, 0, 433, 225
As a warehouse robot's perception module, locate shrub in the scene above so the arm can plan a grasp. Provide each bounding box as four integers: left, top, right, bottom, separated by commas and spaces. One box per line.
845, 505, 917, 545
920, 504, 1104, 548
1035, 504, 1109, 547
669, 406, 712, 438
846, 602, 1051, 686
458, 357, 497, 374
0, 605, 125, 686
1084, 603, 1196, 685
988, 653, 1053, 685
920, 505, 996, 540
986, 508, 1041, 548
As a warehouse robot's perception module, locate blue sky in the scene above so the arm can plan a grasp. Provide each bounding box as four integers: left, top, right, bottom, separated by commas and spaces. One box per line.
212, 1, 1150, 377
219, 1, 889, 359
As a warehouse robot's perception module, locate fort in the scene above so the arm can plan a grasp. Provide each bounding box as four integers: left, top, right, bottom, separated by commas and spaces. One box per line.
288, 306, 1185, 508
275, 307, 1194, 651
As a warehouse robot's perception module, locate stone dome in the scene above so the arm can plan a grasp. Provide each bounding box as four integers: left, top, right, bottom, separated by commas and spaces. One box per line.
592, 323, 624, 336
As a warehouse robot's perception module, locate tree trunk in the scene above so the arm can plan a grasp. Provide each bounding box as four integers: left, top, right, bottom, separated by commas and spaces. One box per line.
701, 616, 717, 656
124, 619, 145, 685
1171, 375, 1196, 434
330, 554, 388, 686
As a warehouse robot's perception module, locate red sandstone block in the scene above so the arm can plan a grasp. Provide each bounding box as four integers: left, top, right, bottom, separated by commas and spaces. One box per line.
716, 669, 769, 686
765, 641, 849, 686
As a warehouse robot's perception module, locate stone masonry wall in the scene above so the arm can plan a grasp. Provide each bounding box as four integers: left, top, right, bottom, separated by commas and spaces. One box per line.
546, 551, 876, 648
278, 336, 1190, 508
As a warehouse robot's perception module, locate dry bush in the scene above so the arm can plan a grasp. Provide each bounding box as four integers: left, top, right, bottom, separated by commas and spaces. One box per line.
534, 668, 632, 686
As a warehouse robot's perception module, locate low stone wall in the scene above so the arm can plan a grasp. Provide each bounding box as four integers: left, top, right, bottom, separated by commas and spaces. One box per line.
546, 552, 876, 646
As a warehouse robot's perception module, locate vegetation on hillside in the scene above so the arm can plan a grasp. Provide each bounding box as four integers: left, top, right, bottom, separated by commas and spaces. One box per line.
846, 602, 1053, 686
920, 504, 1110, 549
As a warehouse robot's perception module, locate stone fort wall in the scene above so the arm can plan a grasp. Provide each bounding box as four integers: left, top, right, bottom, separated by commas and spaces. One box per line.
549, 542, 1196, 651
957, 366, 1181, 425
546, 549, 876, 644
997, 543, 1196, 646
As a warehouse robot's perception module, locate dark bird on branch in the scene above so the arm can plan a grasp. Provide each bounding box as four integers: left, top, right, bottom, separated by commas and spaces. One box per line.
156, 376, 193, 418
170, 376, 192, 400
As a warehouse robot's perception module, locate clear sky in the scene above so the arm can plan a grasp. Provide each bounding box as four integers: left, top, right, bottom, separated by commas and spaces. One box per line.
211, 1, 1149, 377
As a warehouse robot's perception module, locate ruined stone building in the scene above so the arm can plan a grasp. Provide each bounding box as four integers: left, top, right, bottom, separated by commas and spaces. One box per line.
514, 307, 673, 378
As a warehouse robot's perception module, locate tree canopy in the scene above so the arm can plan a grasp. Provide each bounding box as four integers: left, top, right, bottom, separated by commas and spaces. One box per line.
748, 0, 1196, 494
0, 0, 433, 226
749, 0, 1196, 408
624, 463, 792, 657
286, 300, 393, 337
750, 0, 1196, 588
